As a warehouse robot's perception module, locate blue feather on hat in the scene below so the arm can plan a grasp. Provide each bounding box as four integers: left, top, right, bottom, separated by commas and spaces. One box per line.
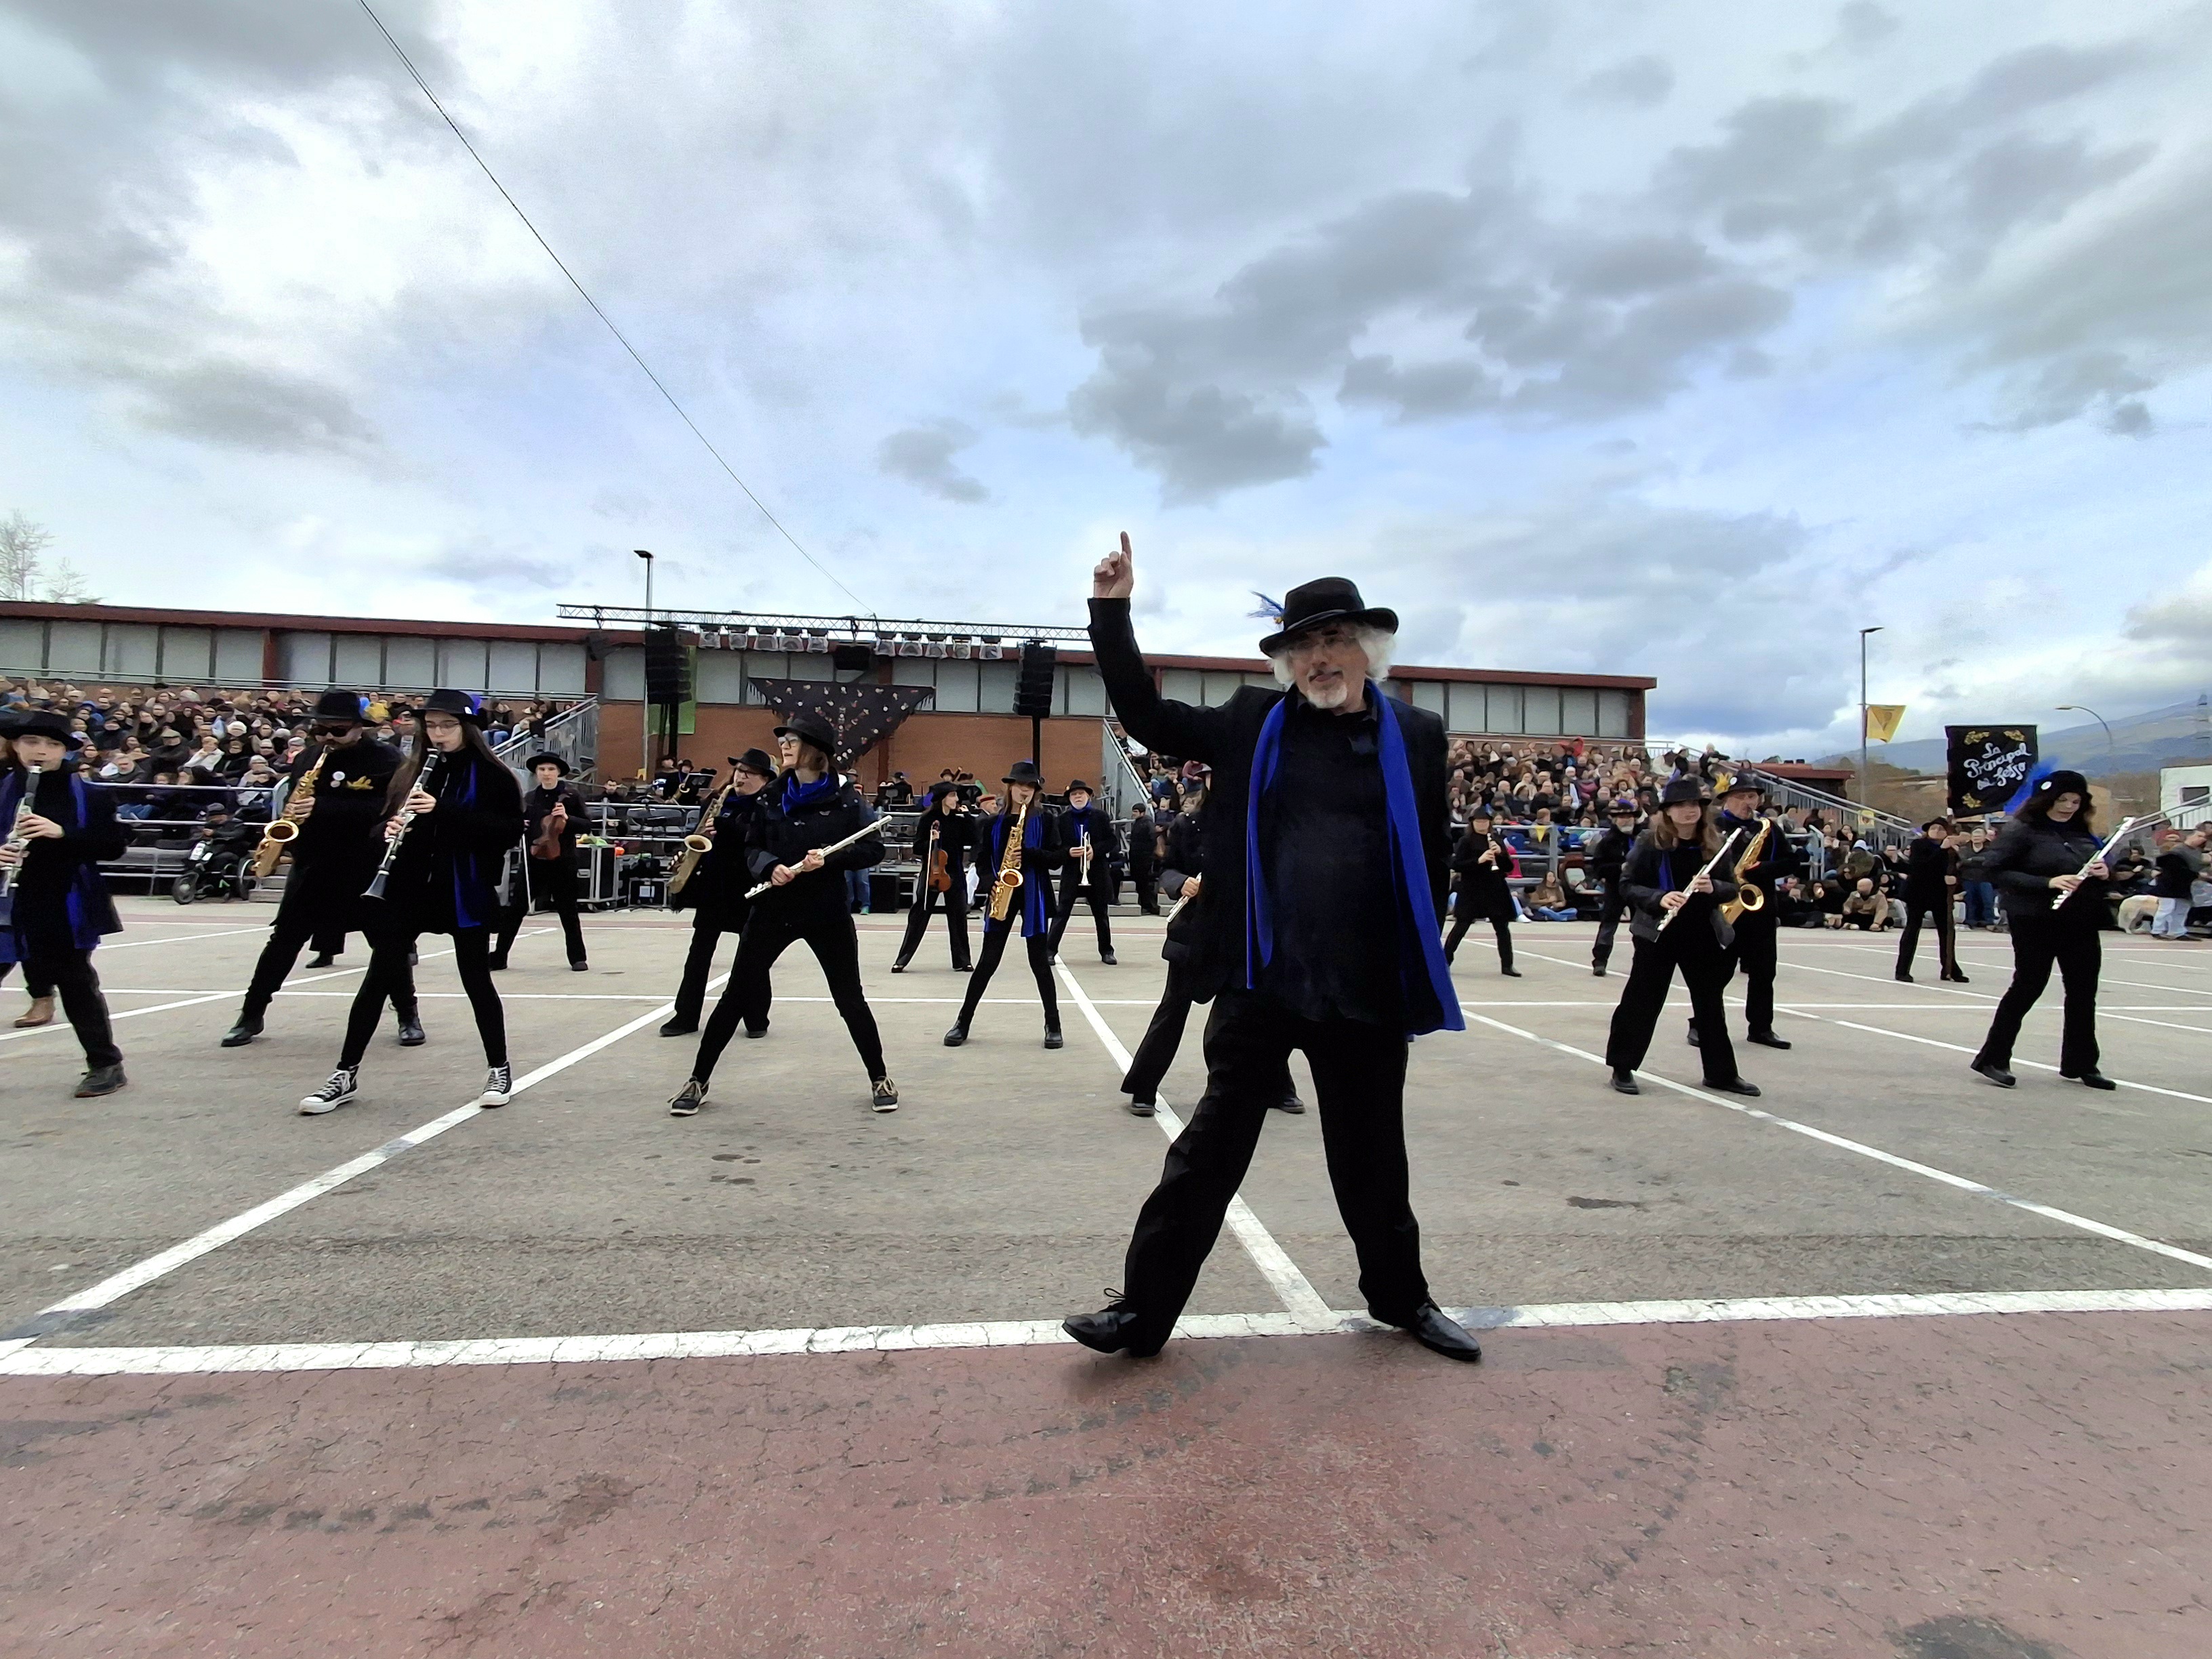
1248, 592, 1286, 626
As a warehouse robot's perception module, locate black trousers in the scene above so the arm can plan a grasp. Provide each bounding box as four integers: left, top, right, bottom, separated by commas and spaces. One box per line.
1592, 878, 1627, 969
15, 933, 119, 1068
894, 879, 971, 970
1130, 863, 1160, 914
495, 855, 586, 966
1975, 919, 2099, 1074
1441, 882, 1513, 970
1048, 865, 1113, 956
957, 917, 1060, 1032
1122, 958, 1296, 1107
694, 907, 884, 1084
671, 915, 746, 1028
337, 925, 505, 1070
1896, 895, 1959, 978
241, 861, 416, 1025
1605, 935, 1740, 1085
1120, 991, 1427, 1342
1696, 914, 1779, 1039
0, 961, 55, 999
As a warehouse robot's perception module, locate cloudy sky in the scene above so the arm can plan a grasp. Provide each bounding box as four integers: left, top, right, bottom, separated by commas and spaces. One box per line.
3, 0, 2209, 754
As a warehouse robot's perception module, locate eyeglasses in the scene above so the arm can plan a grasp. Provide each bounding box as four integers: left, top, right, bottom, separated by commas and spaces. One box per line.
310, 724, 354, 737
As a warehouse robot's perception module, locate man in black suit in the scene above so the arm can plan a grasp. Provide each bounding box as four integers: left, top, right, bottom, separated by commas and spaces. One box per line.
1047, 778, 1120, 964
1065, 538, 1481, 1364
1896, 815, 1968, 983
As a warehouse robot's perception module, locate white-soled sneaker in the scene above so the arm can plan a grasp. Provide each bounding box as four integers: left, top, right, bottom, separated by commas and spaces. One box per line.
668, 1078, 707, 1117
474, 1065, 513, 1109
298, 1068, 359, 1115
872, 1076, 900, 1112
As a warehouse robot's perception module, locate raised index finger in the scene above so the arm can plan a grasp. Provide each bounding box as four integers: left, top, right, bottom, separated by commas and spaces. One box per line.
1119, 531, 1132, 560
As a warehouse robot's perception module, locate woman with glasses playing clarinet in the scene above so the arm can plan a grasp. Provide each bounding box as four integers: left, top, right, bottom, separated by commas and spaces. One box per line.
296, 690, 523, 1117
1971, 769, 2115, 1090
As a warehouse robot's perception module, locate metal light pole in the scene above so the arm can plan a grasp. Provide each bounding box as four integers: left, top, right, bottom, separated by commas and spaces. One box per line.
2055, 704, 2113, 753
636, 549, 655, 779
1859, 626, 1884, 815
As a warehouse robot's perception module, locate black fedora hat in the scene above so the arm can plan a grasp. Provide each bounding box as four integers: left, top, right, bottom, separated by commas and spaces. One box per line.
1659, 777, 1708, 807
730, 747, 778, 779
312, 689, 368, 724
1717, 772, 1767, 800
1065, 778, 1093, 794
1003, 758, 1044, 787
1258, 577, 1399, 656
525, 752, 569, 776
9, 709, 74, 743
773, 712, 839, 760
422, 689, 485, 722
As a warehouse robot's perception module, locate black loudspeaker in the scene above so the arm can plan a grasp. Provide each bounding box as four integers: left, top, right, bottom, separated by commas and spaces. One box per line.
1015, 642, 1058, 718
643, 626, 691, 705
832, 643, 874, 673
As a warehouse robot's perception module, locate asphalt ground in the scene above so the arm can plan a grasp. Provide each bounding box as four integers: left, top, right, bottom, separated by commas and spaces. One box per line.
3, 897, 2209, 1657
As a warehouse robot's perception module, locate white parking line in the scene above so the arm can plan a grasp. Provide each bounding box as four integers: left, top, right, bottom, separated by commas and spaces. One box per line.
1054, 961, 1336, 1328
7, 1286, 2207, 1374
100, 924, 274, 950
1773, 1006, 2212, 1107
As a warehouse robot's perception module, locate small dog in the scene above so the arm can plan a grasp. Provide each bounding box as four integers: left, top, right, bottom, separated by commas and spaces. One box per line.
2117, 893, 2158, 934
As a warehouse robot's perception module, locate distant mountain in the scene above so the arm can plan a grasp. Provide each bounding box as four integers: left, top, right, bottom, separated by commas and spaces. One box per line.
1827, 697, 2212, 778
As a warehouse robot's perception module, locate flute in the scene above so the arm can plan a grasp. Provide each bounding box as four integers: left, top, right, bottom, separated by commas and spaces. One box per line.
1654, 827, 1744, 935
364, 750, 443, 900
743, 818, 886, 900
2053, 815, 2143, 909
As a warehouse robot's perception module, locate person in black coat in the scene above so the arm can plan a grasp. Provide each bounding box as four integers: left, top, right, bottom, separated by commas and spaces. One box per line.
1441, 802, 1519, 975
1688, 776, 1804, 1050
945, 760, 1068, 1047
1065, 546, 1480, 1366
1047, 779, 1120, 964
300, 690, 523, 1116
1896, 815, 1967, 983
892, 779, 975, 973
671, 714, 895, 1116
491, 754, 590, 970
0, 712, 127, 1096
222, 689, 420, 1048
1586, 798, 1640, 977
1602, 777, 1760, 1098
1971, 771, 2113, 1089
1123, 799, 1161, 915
661, 749, 777, 1037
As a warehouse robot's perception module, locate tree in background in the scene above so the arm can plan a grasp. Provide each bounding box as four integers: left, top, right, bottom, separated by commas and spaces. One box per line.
0, 510, 98, 604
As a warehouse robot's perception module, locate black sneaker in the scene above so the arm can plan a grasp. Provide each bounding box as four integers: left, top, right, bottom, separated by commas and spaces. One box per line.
659, 1018, 699, 1038
668, 1078, 706, 1117
1610, 1068, 1640, 1095
474, 1065, 513, 1108
1746, 1031, 1792, 1049
74, 1063, 127, 1099
872, 1076, 900, 1112
299, 1067, 359, 1115
2062, 1069, 2117, 1090
1126, 1095, 1156, 1118
1592, 964, 1607, 977
220, 1015, 263, 1048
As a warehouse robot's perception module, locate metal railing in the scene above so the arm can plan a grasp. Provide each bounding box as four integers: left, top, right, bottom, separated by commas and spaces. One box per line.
492, 697, 599, 782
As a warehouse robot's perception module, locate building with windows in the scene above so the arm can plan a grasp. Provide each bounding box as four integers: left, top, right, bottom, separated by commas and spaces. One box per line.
1, 600, 1653, 785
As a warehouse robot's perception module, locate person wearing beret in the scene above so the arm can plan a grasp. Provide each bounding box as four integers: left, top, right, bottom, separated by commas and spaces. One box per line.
670, 713, 897, 1116
1602, 777, 1761, 1099
491, 752, 590, 972
1687, 774, 1803, 1052
892, 778, 977, 975
298, 690, 523, 1116
222, 689, 422, 1050
943, 758, 1068, 1049
661, 748, 778, 1038
0, 708, 127, 1095
1066, 540, 1481, 1366
1046, 778, 1120, 966
1969, 769, 2114, 1090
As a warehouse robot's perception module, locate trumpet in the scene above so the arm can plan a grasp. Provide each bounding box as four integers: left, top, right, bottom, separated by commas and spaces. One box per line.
251, 747, 328, 877
364, 751, 442, 901
1655, 827, 1744, 935
989, 800, 1029, 922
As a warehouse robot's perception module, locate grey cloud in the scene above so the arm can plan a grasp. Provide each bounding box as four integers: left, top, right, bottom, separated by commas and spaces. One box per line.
1835, 3, 1901, 52
876, 421, 990, 504
9, 0, 453, 89
120, 359, 380, 455
1067, 356, 1324, 504
1973, 350, 2155, 434
1339, 354, 1497, 421
1576, 56, 1674, 108
2125, 583, 2212, 645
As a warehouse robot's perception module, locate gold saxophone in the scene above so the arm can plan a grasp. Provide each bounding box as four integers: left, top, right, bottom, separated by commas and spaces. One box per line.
988, 801, 1029, 922
670, 774, 739, 897
251, 747, 329, 877
1720, 817, 1773, 925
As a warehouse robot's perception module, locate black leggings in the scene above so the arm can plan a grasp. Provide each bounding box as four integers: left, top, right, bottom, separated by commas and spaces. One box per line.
957, 919, 1060, 1031
340, 926, 506, 1070
694, 907, 884, 1084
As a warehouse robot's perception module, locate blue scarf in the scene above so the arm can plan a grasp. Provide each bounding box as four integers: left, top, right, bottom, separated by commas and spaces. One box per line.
990, 808, 1051, 937
781, 771, 839, 813
1244, 685, 1463, 1038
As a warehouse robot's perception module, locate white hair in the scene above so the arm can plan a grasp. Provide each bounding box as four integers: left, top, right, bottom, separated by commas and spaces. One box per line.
1268, 623, 1398, 687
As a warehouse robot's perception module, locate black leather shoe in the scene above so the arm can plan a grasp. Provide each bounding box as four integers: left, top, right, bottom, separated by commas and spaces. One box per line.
744, 1023, 768, 1039
1708, 1077, 1761, 1097
1062, 1307, 1163, 1358
1896, 971, 1914, 983
571, 960, 589, 972
487, 956, 508, 972
1610, 1068, 1640, 1094
1592, 964, 1607, 977
75, 1063, 128, 1099
396, 1017, 426, 1047
1685, 1024, 1701, 1047
1101, 949, 1118, 965
1126, 1095, 1155, 1118
1387, 1301, 1482, 1363
1971, 1059, 2016, 1088
304, 954, 337, 970
1943, 970, 1971, 983
1500, 966, 1521, 977
1747, 1031, 1792, 1049
942, 1023, 968, 1048
659, 1018, 698, 1038
1271, 1094, 1306, 1113
1043, 1027, 1065, 1050
2064, 1069, 2117, 1090
220, 1015, 263, 1048
890, 961, 908, 974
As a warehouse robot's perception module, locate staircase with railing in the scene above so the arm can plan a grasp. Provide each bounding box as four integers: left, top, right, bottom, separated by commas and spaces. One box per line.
493, 697, 599, 781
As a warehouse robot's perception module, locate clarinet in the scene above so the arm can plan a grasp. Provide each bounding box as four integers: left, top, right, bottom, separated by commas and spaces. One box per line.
364, 750, 443, 900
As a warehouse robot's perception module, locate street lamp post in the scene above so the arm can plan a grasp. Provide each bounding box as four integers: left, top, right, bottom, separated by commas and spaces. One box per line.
636, 549, 655, 779
1859, 626, 1885, 816
2055, 704, 2114, 753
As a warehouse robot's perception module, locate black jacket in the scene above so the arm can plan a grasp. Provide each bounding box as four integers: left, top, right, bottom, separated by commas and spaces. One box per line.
524, 781, 588, 859
910, 800, 978, 900
374, 747, 524, 935
1903, 834, 1955, 904
3, 762, 125, 951
1715, 812, 1803, 920
1090, 596, 1450, 1005
1983, 814, 2108, 926
745, 779, 883, 924
2154, 848, 2200, 899
1124, 813, 1158, 874
1449, 825, 1515, 921
287, 737, 404, 873
678, 787, 769, 929
1059, 803, 1120, 879
1620, 830, 1740, 949
1585, 824, 1636, 884
1162, 809, 1204, 880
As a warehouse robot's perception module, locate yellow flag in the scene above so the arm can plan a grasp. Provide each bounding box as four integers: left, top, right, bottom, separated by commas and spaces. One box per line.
1864, 704, 1907, 743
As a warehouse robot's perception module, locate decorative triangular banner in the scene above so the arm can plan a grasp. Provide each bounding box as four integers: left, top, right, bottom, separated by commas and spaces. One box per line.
749, 679, 935, 770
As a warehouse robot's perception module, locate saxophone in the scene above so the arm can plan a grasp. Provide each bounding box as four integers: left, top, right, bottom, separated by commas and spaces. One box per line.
1720, 817, 1773, 925
669, 774, 738, 896
251, 747, 328, 877
988, 800, 1029, 922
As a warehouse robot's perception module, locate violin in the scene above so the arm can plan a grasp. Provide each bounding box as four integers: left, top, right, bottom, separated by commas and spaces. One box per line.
926, 821, 952, 893
531, 795, 568, 861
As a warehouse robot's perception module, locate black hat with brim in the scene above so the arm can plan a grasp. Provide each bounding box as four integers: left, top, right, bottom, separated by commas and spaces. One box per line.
1258, 576, 1399, 656
1719, 774, 1767, 800
1003, 758, 1044, 787
525, 752, 569, 775
9, 710, 73, 743
773, 713, 839, 760
422, 689, 485, 722
1065, 779, 1092, 795
1660, 777, 1708, 807
731, 748, 778, 779
312, 690, 368, 724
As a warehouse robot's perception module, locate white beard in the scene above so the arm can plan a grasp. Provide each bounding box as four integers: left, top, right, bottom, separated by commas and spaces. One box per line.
1303, 678, 1349, 710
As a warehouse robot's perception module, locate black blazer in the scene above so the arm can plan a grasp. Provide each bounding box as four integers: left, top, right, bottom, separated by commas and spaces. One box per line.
1620, 830, 1740, 949
1089, 597, 1451, 1003
1983, 815, 2106, 926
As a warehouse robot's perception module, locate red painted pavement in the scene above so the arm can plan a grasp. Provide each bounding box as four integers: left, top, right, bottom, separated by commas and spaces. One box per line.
3, 1314, 2207, 1658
